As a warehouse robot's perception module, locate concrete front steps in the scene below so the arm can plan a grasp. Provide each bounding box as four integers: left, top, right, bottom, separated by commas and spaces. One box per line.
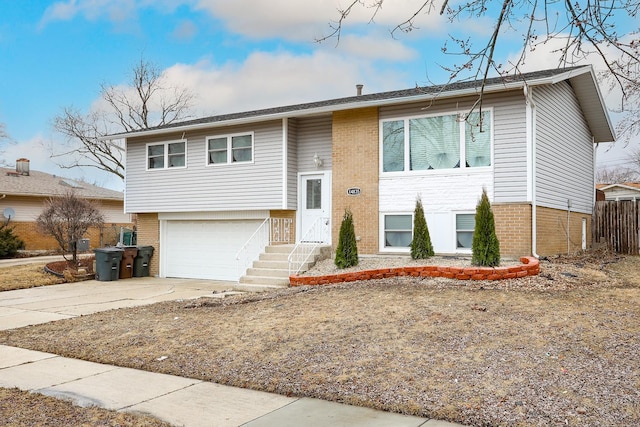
237, 244, 330, 290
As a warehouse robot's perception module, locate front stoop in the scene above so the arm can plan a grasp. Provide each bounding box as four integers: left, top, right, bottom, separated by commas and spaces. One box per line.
238, 244, 330, 288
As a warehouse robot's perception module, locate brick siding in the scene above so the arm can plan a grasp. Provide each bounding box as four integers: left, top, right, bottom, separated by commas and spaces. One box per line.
269, 210, 296, 244
331, 107, 379, 255
492, 203, 532, 258
536, 206, 591, 256
10, 221, 132, 252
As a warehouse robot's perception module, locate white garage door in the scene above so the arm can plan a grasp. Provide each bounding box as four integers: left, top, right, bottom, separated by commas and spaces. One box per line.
164, 220, 262, 281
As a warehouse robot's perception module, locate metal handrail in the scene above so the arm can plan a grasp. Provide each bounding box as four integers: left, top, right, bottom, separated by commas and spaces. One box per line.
288, 217, 330, 276
235, 218, 270, 279
235, 217, 293, 280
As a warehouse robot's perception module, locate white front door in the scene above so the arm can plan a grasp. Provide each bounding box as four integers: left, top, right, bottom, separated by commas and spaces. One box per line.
299, 172, 330, 243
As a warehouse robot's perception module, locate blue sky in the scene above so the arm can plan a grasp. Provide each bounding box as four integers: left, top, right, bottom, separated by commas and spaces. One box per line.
0, 0, 637, 190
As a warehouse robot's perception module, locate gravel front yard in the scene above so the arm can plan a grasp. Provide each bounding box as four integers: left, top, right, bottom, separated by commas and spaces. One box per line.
0, 251, 639, 426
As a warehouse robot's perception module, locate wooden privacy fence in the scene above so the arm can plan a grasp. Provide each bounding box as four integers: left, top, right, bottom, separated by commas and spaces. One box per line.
593, 200, 640, 255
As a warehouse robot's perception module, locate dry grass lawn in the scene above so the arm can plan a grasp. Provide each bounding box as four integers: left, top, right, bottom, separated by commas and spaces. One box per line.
0, 252, 639, 426
0, 263, 64, 292
0, 387, 171, 427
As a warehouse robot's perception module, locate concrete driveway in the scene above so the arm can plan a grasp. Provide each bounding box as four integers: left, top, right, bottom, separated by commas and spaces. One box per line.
0, 277, 236, 331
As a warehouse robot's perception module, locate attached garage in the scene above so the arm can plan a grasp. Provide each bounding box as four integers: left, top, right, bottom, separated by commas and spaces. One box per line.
160, 217, 264, 281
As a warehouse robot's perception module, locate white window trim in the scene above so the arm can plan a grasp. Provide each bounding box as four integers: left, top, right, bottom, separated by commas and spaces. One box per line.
453, 211, 475, 253
379, 108, 494, 176
379, 212, 413, 253
205, 131, 255, 166
146, 139, 187, 171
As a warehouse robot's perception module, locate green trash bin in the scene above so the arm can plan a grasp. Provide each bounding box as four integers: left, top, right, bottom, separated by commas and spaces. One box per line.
94, 248, 124, 281
133, 246, 154, 277
119, 246, 139, 279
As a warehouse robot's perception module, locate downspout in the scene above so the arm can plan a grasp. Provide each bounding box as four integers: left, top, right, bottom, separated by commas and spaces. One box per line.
524, 84, 540, 258
282, 118, 288, 209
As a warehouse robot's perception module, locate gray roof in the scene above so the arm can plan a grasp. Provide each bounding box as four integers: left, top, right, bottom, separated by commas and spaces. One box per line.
0, 168, 124, 201
112, 65, 615, 143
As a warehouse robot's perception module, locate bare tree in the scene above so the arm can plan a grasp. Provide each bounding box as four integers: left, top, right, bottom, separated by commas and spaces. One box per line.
628, 146, 640, 177
36, 191, 105, 264
320, 1, 639, 137
596, 166, 639, 184
51, 57, 194, 180
0, 123, 9, 165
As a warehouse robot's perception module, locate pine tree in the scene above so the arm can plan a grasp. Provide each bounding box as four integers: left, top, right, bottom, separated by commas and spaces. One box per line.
0, 224, 25, 258
410, 196, 434, 259
334, 209, 359, 268
472, 188, 501, 267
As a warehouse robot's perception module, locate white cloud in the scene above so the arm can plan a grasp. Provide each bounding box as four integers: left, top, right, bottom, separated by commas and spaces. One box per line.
171, 19, 198, 41
39, 0, 139, 28
338, 34, 417, 61
163, 49, 409, 117
194, 0, 448, 42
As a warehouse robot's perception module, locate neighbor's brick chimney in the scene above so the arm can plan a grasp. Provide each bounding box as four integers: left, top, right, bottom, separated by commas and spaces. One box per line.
16, 158, 30, 176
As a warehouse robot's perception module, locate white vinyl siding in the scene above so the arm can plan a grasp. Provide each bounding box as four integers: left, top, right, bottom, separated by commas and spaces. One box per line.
379, 172, 493, 253
534, 82, 594, 214
126, 121, 284, 213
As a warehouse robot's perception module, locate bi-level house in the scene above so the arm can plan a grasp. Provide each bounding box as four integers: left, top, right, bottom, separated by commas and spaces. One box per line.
113, 66, 614, 282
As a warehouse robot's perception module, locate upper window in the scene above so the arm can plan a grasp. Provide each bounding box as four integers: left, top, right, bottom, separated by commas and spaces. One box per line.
147, 141, 186, 170
382, 110, 492, 173
207, 133, 254, 165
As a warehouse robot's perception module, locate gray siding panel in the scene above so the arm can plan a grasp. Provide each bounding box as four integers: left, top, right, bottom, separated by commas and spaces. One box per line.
296, 115, 332, 172
379, 91, 528, 203
126, 121, 284, 213
534, 82, 594, 214
287, 118, 298, 209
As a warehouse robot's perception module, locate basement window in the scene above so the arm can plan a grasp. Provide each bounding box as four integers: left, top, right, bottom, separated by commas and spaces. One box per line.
456, 214, 475, 249
384, 214, 412, 248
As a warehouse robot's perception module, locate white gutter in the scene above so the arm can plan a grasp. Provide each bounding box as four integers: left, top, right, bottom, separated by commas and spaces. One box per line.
524, 84, 540, 258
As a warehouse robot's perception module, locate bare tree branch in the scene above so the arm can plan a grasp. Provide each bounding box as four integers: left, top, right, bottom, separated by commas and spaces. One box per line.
319, 1, 640, 141
51, 57, 194, 180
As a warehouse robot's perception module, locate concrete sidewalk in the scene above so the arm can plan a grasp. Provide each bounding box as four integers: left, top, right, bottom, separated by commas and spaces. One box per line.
0, 345, 461, 427
0, 278, 466, 427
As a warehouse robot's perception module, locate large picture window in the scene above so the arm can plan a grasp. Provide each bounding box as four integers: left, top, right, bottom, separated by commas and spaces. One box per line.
147, 141, 186, 170
207, 133, 254, 165
381, 110, 492, 173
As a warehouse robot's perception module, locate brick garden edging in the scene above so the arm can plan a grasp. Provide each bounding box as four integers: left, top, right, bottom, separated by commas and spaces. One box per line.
290, 256, 540, 286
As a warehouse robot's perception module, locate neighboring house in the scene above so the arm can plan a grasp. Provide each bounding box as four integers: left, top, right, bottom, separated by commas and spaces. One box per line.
0, 159, 131, 251
596, 183, 640, 201
113, 65, 614, 281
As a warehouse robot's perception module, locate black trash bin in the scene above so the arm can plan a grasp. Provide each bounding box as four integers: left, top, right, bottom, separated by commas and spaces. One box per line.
133, 246, 155, 277
94, 247, 124, 281
119, 246, 139, 279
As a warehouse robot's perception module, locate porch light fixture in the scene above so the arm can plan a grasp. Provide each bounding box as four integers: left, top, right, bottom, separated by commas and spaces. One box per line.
313, 153, 323, 168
